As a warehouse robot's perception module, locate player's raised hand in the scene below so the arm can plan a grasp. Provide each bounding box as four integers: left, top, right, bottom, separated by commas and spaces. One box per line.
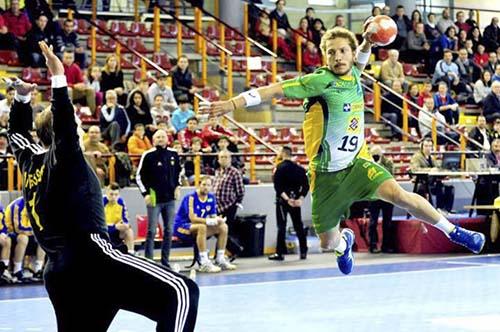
39, 41, 64, 76
2, 77, 37, 96
199, 100, 234, 117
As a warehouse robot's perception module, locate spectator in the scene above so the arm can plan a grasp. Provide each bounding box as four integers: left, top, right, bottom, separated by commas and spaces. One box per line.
466, 10, 478, 30
464, 39, 475, 60
484, 51, 498, 74
382, 5, 390, 16
214, 150, 245, 244
432, 26, 458, 62
406, 22, 430, 63
457, 29, 468, 49
269, 0, 291, 38
493, 64, 500, 82
147, 73, 177, 112
483, 17, 500, 52
29, 90, 44, 117
201, 114, 236, 146
55, 19, 85, 68
490, 119, 500, 142
0, 10, 16, 50
183, 137, 213, 183
100, 54, 126, 106
0, 129, 10, 190
86, 65, 102, 106
455, 48, 477, 92
173, 176, 236, 272
212, 135, 245, 173
474, 44, 489, 68
269, 145, 309, 261
83, 125, 110, 185
304, 7, 315, 28
418, 97, 444, 139
0, 86, 14, 115
467, 115, 491, 153
256, 9, 294, 60
391, 5, 412, 49
368, 145, 395, 253
405, 83, 421, 129
302, 41, 321, 73
25, 14, 53, 67
437, 8, 458, 34
410, 9, 423, 31
103, 183, 134, 253
468, 27, 482, 53
62, 49, 96, 114
381, 80, 403, 139
136, 129, 181, 267
127, 123, 152, 166
0, 203, 12, 283
2, 0, 31, 49
172, 55, 198, 103
150, 94, 170, 124
178, 117, 211, 152
417, 81, 433, 106
25, 0, 52, 25
334, 15, 345, 28
432, 50, 460, 90
474, 70, 492, 105
311, 18, 326, 49
100, 89, 131, 149
125, 90, 153, 129
171, 97, 196, 132
455, 11, 471, 33
5, 197, 45, 282
296, 17, 312, 48
424, 12, 441, 42
133, 78, 151, 105
434, 82, 459, 125
483, 81, 500, 123
487, 138, 500, 166
380, 49, 405, 87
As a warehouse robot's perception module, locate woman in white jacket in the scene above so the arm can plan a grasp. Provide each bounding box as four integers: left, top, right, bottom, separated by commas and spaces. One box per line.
474, 70, 492, 104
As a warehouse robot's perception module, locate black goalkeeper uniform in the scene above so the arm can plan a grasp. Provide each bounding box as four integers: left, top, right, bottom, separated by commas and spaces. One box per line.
8, 81, 199, 332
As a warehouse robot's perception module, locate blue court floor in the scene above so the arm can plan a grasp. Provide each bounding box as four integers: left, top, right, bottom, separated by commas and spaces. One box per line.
1, 254, 500, 332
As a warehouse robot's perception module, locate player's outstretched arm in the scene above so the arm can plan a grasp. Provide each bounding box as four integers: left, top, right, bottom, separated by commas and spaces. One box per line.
39, 41, 81, 154
356, 28, 375, 72
199, 83, 284, 117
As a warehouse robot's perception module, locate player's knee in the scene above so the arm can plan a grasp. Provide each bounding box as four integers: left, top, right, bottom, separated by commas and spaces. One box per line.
16, 234, 28, 246
218, 222, 228, 234
197, 224, 207, 235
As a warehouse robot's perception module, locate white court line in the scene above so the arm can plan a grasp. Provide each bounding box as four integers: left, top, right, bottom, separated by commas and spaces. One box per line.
2, 262, 500, 302
444, 261, 500, 267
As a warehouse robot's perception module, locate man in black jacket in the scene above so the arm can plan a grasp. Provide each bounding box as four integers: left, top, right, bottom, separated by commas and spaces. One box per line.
467, 115, 491, 154
136, 129, 181, 267
55, 19, 86, 69
6, 41, 198, 332
269, 146, 309, 261
483, 81, 500, 123
172, 55, 198, 103
25, 14, 54, 67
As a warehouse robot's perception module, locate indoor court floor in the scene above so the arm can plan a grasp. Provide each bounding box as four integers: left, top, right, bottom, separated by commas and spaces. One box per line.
1, 253, 500, 332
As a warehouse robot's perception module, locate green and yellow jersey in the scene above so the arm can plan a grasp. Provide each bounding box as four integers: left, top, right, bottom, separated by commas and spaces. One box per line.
281, 66, 370, 174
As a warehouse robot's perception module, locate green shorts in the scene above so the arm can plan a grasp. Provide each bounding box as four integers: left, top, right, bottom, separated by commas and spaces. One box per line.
309, 158, 393, 234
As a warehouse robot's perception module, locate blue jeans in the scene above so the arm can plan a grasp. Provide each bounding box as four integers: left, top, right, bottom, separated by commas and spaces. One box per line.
145, 200, 176, 267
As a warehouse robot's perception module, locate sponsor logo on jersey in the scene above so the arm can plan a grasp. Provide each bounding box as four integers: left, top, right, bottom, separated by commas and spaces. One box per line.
347, 116, 361, 133
343, 103, 351, 112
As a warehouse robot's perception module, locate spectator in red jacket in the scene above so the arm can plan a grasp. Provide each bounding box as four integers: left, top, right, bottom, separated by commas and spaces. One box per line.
177, 117, 211, 152
201, 114, 236, 146
2, 0, 31, 41
474, 44, 489, 68
62, 49, 96, 114
0, 13, 16, 50
303, 41, 322, 73
417, 80, 433, 107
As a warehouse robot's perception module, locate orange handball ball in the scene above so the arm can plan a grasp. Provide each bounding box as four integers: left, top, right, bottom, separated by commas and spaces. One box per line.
364, 15, 398, 46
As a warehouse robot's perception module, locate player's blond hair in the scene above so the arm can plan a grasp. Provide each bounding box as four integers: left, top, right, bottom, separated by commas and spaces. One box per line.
320, 27, 359, 55
34, 108, 53, 146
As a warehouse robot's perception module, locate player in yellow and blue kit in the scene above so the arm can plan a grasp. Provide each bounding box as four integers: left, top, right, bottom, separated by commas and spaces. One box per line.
103, 183, 135, 254
0, 204, 14, 283
201, 26, 486, 275
173, 176, 236, 273
4, 197, 45, 282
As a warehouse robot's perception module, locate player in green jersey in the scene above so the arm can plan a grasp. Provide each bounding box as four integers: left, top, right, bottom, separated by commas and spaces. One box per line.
200, 27, 485, 275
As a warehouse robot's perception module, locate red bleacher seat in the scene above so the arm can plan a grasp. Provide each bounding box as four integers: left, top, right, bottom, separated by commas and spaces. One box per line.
152, 53, 172, 70
138, 22, 154, 37
232, 60, 247, 72
22, 67, 49, 85
201, 89, 220, 101
233, 41, 245, 56
136, 215, 163, 242
127, 37, 152, 53
364, 92, 374, 107
402, 63, 414, 76
206, 42, 219, 56
75, 18, 90, 34
182, 26, 195, 39
0, 50, 20, 66
120, 55, 134, 69
95, 19, 108, 34
237, 128, 249, 142
224, 28, 235, 41
250, 73, 267, 87
113, 21, 136, 36
377, 49, 389, 61
206, 25, 220, 39
158, 24, 170, 38
87, 36, 114, 52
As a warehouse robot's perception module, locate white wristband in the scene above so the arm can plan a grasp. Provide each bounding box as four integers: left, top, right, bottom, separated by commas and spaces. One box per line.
51, 75, 68, 88
241, 89, 262, 107
356, 48, 371, 66
14, 92, 31, 104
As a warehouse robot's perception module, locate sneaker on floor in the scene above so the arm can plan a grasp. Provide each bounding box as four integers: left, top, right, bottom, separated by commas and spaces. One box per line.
198, 261, 221, 273
216, 258, 237, 271
449, 226, 485, 254
336, 229, 355, 275
31, 270, 43, 282
12, 270, 26, 283
1, 270, 14, 284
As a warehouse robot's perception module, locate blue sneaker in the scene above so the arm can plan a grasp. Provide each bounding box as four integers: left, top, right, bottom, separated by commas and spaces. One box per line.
448, 227, 485, 254
336, 229, 355, 275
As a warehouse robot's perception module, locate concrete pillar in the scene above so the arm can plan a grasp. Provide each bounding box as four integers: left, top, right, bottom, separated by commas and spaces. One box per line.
219, 0, 244, 30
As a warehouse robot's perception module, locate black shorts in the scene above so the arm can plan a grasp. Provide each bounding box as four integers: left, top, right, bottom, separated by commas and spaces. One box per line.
44, 233, 199, 332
